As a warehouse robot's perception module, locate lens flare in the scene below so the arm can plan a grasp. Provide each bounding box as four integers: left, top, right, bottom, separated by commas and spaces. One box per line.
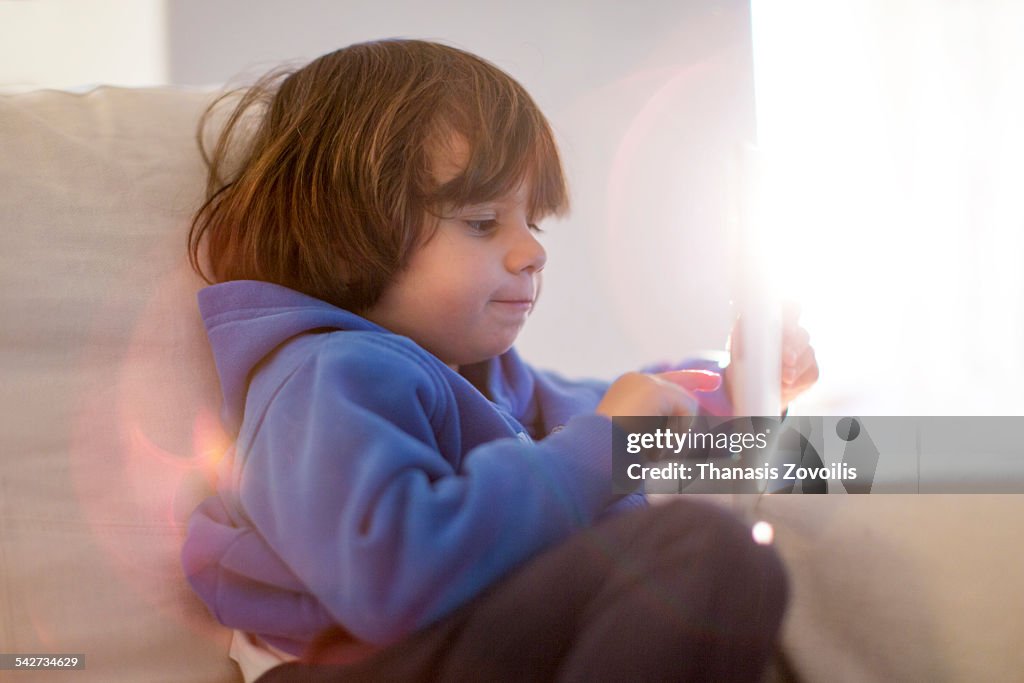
751, 520, 774, 545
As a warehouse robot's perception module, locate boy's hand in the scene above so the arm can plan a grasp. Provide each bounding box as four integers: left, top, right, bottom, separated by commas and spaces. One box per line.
726, 303, 819, 411
597, 370, 721, 418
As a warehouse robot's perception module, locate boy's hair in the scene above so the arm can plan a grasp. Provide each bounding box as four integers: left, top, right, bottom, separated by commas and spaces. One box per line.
188, 39, 570, 313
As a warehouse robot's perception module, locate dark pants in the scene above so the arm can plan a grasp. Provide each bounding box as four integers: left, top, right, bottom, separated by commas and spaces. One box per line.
257, 500, 789, 682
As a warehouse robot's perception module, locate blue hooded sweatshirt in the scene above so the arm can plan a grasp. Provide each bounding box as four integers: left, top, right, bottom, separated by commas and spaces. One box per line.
181, 280, 731, 656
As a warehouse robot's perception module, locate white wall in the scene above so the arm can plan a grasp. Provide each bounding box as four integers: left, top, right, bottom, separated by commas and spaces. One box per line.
0, 0, 167, 91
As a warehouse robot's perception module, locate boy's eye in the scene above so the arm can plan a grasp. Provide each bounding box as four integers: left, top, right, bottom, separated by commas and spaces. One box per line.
464, 219, 498, 234
461, 219, 545, 235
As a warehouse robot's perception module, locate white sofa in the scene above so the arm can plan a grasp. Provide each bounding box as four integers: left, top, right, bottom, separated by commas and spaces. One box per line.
1, 86, 1022, 682
1, 87, 236, 683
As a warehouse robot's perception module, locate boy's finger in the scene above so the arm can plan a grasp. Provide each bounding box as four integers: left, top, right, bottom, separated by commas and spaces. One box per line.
657, 369, 722, 392
791, 347, 818, 383
783, 327, 811, 362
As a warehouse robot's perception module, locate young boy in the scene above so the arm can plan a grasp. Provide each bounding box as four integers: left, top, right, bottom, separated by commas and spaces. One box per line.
183, 39, 815, 682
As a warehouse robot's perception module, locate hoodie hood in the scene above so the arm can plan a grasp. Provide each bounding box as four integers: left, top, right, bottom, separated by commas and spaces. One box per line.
198, 280, 391, 435
184, 280, 639, 655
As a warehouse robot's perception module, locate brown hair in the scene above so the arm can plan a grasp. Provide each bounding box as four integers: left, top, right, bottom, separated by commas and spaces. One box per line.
187, 39, 569, 313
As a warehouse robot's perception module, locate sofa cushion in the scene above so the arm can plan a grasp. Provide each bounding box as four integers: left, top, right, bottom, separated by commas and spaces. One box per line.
0, 86, 238, 682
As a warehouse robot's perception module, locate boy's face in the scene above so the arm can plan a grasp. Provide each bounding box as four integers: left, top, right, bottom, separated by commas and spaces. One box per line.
364, 137, 547, 369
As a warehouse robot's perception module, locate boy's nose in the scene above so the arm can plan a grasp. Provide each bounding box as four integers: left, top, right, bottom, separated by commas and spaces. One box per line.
505, 223, 547, 274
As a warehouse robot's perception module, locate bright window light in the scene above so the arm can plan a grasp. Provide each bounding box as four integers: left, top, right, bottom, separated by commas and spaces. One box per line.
751, 0, 1024, 414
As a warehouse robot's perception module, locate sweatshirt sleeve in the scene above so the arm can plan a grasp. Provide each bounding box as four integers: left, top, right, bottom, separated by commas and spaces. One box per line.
234, 339, 619, 646
523, 356, 731, 520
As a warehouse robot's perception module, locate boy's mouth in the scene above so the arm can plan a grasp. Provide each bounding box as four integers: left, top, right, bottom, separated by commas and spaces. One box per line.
490, 299, 534, 312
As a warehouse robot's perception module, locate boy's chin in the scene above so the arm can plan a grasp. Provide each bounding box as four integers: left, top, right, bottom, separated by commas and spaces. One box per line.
446, 337, 519, 368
